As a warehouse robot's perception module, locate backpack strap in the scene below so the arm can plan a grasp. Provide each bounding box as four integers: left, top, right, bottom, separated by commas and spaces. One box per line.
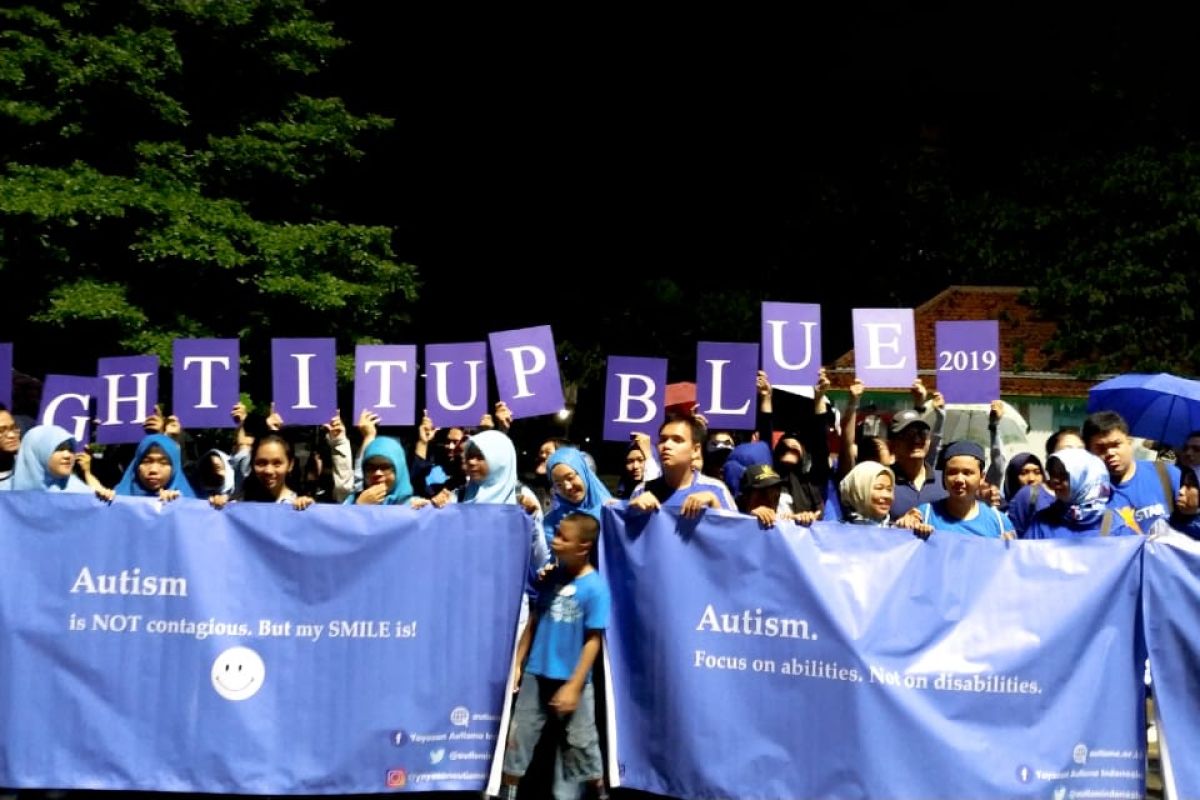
1154, 461, 1176, 514
1100, 509, 1114, 537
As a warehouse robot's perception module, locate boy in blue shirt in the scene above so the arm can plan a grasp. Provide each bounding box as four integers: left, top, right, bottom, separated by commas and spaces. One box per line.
500, 512, 610, 800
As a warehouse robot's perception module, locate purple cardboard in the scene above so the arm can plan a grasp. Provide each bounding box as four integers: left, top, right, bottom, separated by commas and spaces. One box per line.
696, 342, 759, 431
173, 339, 239, 429
354, 344, 417, 426
603, 356, 668, 442
851, 309, 918, 388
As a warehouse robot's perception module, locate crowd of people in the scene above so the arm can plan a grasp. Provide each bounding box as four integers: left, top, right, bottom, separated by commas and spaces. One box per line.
1, 368, 1196, 800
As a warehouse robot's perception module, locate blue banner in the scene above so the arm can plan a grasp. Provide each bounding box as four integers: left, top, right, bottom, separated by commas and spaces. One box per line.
602, 509, 1147, 800
0, 493, 528, 794
1143, 531, 1200, 800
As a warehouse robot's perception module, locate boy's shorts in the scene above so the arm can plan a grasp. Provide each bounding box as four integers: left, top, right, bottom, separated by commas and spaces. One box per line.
503, 671, 603, 783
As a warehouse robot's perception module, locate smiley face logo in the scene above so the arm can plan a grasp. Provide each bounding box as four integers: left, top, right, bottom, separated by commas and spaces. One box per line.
211, 646, 265, 701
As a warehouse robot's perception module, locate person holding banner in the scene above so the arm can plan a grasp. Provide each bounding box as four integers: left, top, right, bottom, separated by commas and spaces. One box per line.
0, 404, 20, 491
10, 424, 94, 494
212, 433, 313, 510
343, 436, 414, 506
1025, 448, 1133, 538
629, 414, 736, 516
112, 433, 196, 502
544, 447, 612, 547
415, 429, 551, 582
911, 441, 1014, 538
838, 461, 899, 526
1006, 427, 1083, 536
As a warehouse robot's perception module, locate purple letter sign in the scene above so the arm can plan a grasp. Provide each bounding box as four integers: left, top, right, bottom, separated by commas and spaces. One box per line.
936, 321, 1001, 403
424, 342, 488, 428
852, 309, 917, 388
0, 343, 11, 410
174, 339, 239, 429
488, 326, 564, 419
603, 356, 667, 442
39, 375, 100, 448
96, 356, 159, 444
696, 342, 759, 430
271, 338, 336, 426
761, 302, 821, 393
354, 344, 417, 426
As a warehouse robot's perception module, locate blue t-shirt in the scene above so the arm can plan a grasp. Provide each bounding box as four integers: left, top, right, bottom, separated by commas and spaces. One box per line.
526, 569, 610, 682
630, 470, 736, 511
1109, 460, 1200, 536
917, 499, 1013, 538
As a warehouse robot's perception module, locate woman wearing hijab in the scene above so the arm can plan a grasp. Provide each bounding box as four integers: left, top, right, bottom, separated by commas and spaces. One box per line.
543, 447, 611, 547
838, 461, 897, 526
190, 448, 238, 498
772, 432, 825, 524
1025, 449, 1134, 538
415, 429, 551, 566
113, 434, 196, 502
11, 424, 93, 493
344, 437, 415, 506
1003, 453, 1045, 504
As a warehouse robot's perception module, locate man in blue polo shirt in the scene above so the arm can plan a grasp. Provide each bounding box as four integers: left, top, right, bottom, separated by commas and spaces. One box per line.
888, 409, 948, 518
1083, 411, 1200, 536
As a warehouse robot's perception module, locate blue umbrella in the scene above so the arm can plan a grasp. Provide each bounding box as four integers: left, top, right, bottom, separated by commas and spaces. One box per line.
1086, 373, 1200, 445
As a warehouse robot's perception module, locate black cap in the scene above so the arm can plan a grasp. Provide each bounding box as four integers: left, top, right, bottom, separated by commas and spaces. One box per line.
741, 463, 783, 492
889, 409, 930, 436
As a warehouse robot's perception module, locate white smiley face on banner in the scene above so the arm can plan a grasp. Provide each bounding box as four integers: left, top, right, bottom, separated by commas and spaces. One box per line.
211, 646, 266, 701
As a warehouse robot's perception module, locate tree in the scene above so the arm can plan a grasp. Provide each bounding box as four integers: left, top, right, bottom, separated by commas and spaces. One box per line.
0, 0, 417, 393
947, 144, 1200, 377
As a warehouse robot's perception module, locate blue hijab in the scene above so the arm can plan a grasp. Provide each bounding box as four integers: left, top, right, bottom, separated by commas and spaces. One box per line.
11, 424, 91, 493
1048, 448, 1112, 527
460, 430, 518, 505
543, 447, 611, 542
347, 436, 413, 505
115, 434, 196, 498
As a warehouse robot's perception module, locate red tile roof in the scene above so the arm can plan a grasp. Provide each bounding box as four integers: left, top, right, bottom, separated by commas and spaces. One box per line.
830, 286, 1095, 398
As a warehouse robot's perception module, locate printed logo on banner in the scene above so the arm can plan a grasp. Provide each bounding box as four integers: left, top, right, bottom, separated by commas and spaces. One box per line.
429, 749, 445, 765
385, 768, 407, 788
391, 731, 407, 746
449, 706, 470, 727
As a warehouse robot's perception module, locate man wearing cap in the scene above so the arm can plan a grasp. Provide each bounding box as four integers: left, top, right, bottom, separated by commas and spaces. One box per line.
888, 409, 948, 518
739, 463, 787, 528
911, 441, 1014, 538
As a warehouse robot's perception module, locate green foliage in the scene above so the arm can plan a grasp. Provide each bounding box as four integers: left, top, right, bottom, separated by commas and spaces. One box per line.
947, 144, 1200, 376
0, 0, 417, 385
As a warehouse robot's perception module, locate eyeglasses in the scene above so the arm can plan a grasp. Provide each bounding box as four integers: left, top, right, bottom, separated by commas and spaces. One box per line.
0, 425, 19, 437
364, 462, 395, 474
